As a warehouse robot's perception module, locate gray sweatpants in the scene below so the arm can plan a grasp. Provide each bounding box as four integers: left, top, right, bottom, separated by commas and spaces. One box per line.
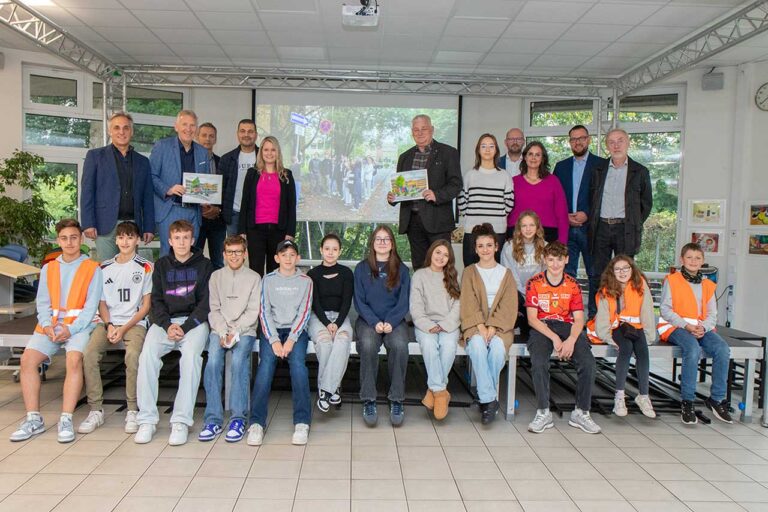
309, 311, 352, 394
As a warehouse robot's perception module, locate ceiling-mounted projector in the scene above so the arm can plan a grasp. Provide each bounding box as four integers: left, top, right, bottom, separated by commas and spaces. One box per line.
342, 0, 379, 27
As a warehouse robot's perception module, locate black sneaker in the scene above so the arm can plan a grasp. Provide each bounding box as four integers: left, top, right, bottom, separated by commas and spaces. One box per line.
317, 390, 330, 413
681, 400, 698, 425
363, 401, 378, 427
481, 400, 499, 425
390, 401, 405, 427
705, 398, 734, 424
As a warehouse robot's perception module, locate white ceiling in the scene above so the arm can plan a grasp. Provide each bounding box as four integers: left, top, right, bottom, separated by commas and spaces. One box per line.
3, 0, 768, 77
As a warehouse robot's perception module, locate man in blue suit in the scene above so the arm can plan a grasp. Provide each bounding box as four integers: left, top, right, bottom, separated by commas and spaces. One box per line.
553, 125, 605, 317
150, 109, 210, 255
80, 112, 155, 261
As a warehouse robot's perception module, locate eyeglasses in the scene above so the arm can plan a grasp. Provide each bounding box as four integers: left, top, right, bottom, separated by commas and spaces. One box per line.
506, 137, 524, 142
480, 144, 496, 149
225, 249, 244, 256
569, 136, 589, 143
614, 266, 632, 274
374, 237, 392, 244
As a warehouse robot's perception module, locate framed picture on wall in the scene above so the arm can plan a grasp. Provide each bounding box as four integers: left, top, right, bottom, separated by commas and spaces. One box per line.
748, 231, 768, 256
688, 230, 723, 255
688, 199, 726, 227
746, 201, 768, 228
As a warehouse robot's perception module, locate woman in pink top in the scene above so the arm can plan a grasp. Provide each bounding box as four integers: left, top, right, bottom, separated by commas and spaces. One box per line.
238, 136, 297, 276
506, 141, 569, 245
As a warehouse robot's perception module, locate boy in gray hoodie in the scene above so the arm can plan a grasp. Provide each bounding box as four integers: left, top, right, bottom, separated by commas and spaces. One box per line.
247, 239, 313, 446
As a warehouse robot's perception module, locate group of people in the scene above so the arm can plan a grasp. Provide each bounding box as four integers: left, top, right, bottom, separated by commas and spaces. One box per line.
306, 153, 378, 209
9, 110, 735, 448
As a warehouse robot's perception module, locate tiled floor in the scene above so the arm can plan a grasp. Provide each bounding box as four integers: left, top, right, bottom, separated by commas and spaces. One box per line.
1, 367, 768, 511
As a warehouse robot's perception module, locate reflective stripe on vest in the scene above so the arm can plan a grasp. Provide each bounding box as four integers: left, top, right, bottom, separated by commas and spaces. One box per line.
586, 281, 646, 344
35, 258, 99, 334
657, 271, 716, 342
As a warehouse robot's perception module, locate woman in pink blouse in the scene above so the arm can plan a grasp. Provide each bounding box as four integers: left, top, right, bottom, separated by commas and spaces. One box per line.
238, 136, 297, 276
506, 141, 569, 245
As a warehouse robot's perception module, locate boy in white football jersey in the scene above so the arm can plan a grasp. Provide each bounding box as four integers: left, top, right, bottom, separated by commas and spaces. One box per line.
79, 221, 152, 434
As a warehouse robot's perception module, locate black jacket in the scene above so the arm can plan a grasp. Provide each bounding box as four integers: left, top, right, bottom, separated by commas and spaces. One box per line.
201, 153, 224, 228
238, 167, 297, 237
150, 247, 213, 334
219, 145, 258, 225
394, 139, 463, 234
588, 156, 653, 255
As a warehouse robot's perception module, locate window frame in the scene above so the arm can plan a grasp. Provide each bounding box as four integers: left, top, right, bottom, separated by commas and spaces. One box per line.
24, 66, 85, 114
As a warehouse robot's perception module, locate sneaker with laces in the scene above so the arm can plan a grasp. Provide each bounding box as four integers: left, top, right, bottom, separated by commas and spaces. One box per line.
9, 414, 45, 442
613, 395, 628, 417
328, 388, 342, 406
569, 408, 602, 434
134, 423, 156, 444
528, 409, 554, 433
317, 390, 331, 413
247, 424, 264, 446
705, 397, 733, 424
363, 401, 378, 427
78, 410, 104, 434
390, 401, 405, 426
634, 395, 656, 419
124, 410, 139, 434
292, 423, 310, 445
58, 415, 75, 443
225, 419, 246, 442
681, 400, 697, 425
481, 400, 499, 425
198, 423, 222, 442
169, 422, 188, 446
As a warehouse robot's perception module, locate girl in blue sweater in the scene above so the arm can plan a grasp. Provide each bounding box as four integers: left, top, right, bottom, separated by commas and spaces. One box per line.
354, 225, 410, 427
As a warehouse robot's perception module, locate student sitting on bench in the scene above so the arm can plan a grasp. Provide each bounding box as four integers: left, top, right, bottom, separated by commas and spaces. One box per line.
658, 242, 732, 425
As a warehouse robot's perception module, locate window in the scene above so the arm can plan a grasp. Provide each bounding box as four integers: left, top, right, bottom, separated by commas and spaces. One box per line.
127, 87, 183, 116
610, 93, 679, 124
35, 162, 79, 235
132, 124, 176, 153
24, 114, 102, 149
530, 99, 593, 128
527, 135, 598, 168
29, 74, 77, 107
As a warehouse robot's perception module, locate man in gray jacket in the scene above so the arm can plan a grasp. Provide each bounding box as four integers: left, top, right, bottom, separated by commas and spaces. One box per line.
198, 235, 261, 443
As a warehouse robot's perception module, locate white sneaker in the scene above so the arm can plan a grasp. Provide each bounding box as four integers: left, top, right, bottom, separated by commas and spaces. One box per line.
57, 415, 76, 443
124, 410, 139, 434
134, 424, 156, 444
247, 424, 264, 446
634, 395, 657, 418
613, 395, 628, 417
569, 408, 602, 434
292, 423, 310, 445
78, 410, 104, 434
168, 423, 189, 446
527, 409, 554, 433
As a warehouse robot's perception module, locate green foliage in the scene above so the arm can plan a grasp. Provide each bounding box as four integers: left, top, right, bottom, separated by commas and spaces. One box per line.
295, 222, 411, 263
24, 113, 100, 149
0, 150, 56, 261
635, 210, 677, 273
531, 110, 593, 128
36, 166, 78, 235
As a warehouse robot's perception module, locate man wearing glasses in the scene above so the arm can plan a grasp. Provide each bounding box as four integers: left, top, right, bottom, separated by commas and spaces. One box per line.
499, 128, 526, 176
588, 128, 653, 315
554, 125, 606, 317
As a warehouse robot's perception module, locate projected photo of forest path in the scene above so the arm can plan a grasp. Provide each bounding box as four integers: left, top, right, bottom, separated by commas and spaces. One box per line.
256, 103, 458, 223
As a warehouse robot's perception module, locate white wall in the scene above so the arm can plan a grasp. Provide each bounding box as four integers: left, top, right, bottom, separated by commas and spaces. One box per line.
459, 96, 523, 171
189, 88, 251, 155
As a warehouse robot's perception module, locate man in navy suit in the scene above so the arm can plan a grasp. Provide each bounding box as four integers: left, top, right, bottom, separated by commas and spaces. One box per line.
80, 112, 155, 261
553, 125, 605, 317
150, 110, 210, 255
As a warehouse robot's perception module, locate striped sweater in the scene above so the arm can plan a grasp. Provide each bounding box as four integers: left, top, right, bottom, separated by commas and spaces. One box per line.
259, 268, 313, 343
458, 167, 514, 233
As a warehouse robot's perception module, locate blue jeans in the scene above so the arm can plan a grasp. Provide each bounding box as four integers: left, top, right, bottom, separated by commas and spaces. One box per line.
202, 332, 255, 425
566, 226, 596, 317
415, 328, 459, 392
668, 329, 730, 402
465, 335, 507, 404
195, 220, 226, 269
249, 329, 311, 427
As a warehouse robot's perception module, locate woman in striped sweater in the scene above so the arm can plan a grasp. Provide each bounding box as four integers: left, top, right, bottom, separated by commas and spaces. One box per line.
458, 133, 514, 267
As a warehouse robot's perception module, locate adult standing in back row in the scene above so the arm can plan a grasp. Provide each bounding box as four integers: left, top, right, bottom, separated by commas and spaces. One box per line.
388, 115, 462, 270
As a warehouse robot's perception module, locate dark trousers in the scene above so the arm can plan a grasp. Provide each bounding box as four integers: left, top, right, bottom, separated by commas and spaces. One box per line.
462, 232, 504, 267
195, 219, 226, 269
566, 226, 596, 317
527, 320, 595, 411
591, 221, 633, 315
356, 318, 410, 403
246, 224, 286, 277
406, 211, 451, 271
516, 291, 530, 338
614, 328, 650, 395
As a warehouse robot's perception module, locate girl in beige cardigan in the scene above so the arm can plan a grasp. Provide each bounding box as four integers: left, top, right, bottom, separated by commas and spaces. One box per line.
460, 223, 518, 424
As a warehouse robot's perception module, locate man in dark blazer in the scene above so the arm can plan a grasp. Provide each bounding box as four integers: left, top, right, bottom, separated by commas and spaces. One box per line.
554, 125, 606, 317
387, 114, 462, 270
80, 111, 155, 261
194, 122, 224, 269
150, 109, 210, 255
589, 128, 653, 307
218, 119, 258, 238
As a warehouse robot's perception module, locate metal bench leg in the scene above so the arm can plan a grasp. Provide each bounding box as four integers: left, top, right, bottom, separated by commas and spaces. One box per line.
742, 358, 755, 423
224, 349, 232, 412
504, 355, 517, 421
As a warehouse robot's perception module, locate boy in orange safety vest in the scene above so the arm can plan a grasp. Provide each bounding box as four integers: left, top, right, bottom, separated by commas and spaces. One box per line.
10, 219, 103, 443
658, 242, 732, 425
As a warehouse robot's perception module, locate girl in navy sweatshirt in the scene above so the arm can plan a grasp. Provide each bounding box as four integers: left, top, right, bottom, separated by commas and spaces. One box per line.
354, 225, 410, 427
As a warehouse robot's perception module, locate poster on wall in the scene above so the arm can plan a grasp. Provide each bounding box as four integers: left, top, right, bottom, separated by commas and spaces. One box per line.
688, 199, 726, 226
747, 202, 768, 227
748, 232, 768, 256
689, 230, 722, 255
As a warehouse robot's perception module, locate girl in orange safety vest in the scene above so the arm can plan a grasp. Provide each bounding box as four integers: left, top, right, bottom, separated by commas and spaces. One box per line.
587, 255, 657, 418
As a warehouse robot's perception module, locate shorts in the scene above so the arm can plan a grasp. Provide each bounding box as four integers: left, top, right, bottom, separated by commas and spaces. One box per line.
25, 327, 94, 363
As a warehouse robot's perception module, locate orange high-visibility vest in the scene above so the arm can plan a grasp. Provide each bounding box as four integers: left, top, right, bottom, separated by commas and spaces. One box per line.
35, 258, 100, 334
586, 281, 646, 344
657, 271, 716, 342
